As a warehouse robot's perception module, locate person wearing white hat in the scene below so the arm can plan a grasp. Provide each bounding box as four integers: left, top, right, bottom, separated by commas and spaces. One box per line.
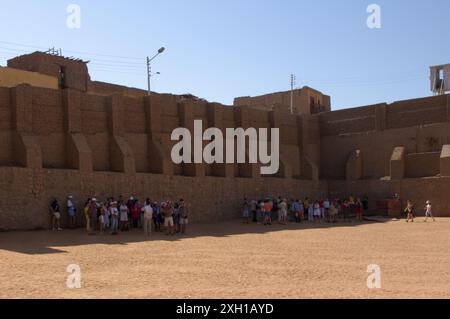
424, 200, 435, 222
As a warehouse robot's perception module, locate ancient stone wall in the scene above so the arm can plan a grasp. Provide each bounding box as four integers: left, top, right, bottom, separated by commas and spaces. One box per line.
0, 82, 325, 230
321, 94, 450, 216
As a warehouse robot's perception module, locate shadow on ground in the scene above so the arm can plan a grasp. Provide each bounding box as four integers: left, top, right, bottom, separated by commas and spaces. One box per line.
0, 218, 389, 255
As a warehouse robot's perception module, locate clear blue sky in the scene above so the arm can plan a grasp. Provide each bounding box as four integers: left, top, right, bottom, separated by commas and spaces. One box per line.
0, 0, 449, 110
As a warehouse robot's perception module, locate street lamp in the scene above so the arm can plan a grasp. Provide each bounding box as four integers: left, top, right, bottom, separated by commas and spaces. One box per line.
147, 47, 165, 95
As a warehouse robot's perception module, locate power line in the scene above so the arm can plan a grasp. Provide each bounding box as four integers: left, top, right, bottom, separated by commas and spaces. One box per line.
0, 40, 142, 60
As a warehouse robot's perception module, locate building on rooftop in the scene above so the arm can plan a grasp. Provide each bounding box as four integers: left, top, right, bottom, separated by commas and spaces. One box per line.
234, 86, 331, 115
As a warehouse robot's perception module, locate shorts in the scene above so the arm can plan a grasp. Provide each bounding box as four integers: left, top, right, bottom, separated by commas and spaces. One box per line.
120, 213, 128, 221
68, 207, 76, 217
243, 209, 249, 218
53, 212, 61, 220
164, 216, 174, 227
181, 218, 188, 225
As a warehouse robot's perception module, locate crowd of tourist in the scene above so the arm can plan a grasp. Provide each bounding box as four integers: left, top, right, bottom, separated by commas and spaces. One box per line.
50, 195, 190, 236
241, 196, 369, 225
241, 196, 436, 225
48, 194, 436, 234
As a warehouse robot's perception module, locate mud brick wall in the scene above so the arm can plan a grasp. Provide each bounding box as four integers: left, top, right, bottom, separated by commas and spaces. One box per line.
405, 152, 440, 178
8, 52, 90, 92
320, 95, 450, 180
321, 94, 450, 216
0, 81, 327, 230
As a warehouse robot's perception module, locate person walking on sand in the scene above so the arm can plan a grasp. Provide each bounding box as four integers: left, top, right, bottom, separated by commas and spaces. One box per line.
424, 200, 435, 222
404, 200, 415, 223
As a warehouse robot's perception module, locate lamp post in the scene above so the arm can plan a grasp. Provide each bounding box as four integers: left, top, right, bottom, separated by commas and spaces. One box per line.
147, 47, 165, 96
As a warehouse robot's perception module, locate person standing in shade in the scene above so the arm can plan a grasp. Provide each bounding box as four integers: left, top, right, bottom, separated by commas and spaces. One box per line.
83, 199, 91, 231
362, 196, 369, 214
250, 199, 257, 223
130, 199, 141, 229
279, 198, 288, 225
323, 198, 330, 223
303, 198, 310, 220
257, 200, 264, 224
142, 198, 153, 237
356, 198, 364, 221
298, 199, 304, 222
173, 201, 181, 233
242, 197, 250, 224
163, 201, 174, 235
119, 201, 129, 231
50, 198, 62, 231
291, 199, 300, 223
152, 201, 160, 232
179, 199, 189, 234
110, 201, 119, 235
263, 199, 273, 225
99, 204, 106, 234
88, 198, 98, 234
66, 195, 76, 229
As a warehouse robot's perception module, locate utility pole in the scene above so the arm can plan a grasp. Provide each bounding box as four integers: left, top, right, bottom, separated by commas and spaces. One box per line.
290, 74, 296, 114
147, 57, 151, 96
146, 47, 165, 96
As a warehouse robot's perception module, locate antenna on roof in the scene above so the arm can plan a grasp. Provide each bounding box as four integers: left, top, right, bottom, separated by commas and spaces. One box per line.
45, 47, 62, 56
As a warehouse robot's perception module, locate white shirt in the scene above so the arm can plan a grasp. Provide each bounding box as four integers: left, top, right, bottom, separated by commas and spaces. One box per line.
143, 204, 153, 219
110, 207, 119, 218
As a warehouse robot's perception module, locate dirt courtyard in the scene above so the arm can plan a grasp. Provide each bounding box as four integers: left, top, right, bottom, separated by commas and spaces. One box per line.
1, 218, 449, 299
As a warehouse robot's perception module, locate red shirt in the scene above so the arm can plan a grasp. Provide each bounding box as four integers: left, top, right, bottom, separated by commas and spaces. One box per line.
131, 204, 141, 219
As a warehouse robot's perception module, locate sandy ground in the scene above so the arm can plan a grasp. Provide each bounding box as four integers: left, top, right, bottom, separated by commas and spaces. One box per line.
1, 218, 449, 299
